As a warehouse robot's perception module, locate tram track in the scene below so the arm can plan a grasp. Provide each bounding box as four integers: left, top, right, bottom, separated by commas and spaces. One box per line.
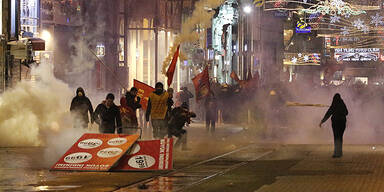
114, 144, 274, 192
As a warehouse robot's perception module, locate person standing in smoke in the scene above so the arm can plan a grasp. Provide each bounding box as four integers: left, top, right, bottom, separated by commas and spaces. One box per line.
320, 93, 349, 158
70, 87, 94, 129
205, 93, 218, 134
146, 82, 170, 138
93, 93, 122, 134
120, 87, 141, 134
178, 87, 194, 107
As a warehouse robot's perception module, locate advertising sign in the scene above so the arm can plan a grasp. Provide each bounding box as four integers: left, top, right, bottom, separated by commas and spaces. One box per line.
334, 48, 380, 62
113, 138, 173, 171
51, 133, 140, 171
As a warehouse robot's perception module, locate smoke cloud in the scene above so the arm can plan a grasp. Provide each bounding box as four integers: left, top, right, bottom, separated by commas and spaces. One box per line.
0, 63, 74, 147
162, 0, 225, 74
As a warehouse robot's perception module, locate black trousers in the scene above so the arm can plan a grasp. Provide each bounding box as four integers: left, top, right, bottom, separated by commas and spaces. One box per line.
332, 118, 346, 156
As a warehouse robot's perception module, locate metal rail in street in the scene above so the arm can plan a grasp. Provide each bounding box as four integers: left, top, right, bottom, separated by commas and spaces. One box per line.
114, 144, 274, 192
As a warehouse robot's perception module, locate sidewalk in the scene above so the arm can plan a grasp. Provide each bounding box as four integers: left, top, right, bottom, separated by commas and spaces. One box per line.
186, 145, 384, 192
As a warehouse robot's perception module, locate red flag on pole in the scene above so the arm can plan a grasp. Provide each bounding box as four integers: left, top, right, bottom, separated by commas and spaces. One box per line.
192, 66, 210, 101
133, 80, 155, 110
166, 45, 180, 87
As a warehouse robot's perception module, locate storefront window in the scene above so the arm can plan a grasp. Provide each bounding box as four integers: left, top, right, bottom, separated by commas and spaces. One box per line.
119, 37, 124, 63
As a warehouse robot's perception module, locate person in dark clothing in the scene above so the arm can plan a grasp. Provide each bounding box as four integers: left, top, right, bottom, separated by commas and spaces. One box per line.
93, 93, 122, 134
205, 93, 218, 134
320, 93, 349, 158
120, 87, 141, 134
168, 102, 196, 150
166, 88, 174, 120
70, 87, 94, 129
178, 87, 193, 107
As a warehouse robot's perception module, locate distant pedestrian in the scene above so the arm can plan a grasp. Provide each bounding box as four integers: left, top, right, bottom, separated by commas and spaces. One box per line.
320, 93, 349, 158
178, 87, 193, 107
93, 93, 122, 134
166, 88, 174, 120
205, 93, 218, 134
146, 82, 170, 138
70, 87, 94, 129
120, 87, 142, 134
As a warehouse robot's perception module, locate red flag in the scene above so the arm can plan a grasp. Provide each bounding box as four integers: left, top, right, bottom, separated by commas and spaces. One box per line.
192, 66, 210, 101
166, 45, 180, 87
134, 80, 155, 110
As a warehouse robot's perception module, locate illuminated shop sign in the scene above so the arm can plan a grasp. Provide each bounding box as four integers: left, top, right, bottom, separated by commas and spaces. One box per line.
334, 48, 380, 62
296, 19, 311, 33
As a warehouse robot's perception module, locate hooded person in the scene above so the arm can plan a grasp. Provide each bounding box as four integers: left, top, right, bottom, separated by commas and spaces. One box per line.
320, 93, 349, 158
120, 87, 142, 134
70, 87, 94, 129
168, 102, 196, 150
146, 82, 170, 138
93, 93, 122, 134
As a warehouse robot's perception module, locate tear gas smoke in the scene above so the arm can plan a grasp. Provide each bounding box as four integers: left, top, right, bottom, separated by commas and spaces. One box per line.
239, 82, 384, 144
162, 0, 225, 74
0, 63, 75, 147
68, 1, 106, 74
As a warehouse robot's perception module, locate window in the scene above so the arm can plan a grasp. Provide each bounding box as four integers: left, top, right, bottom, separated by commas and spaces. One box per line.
119, 37, 124, 63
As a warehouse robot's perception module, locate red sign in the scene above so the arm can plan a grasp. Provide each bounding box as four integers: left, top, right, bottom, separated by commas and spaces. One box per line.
134, 79, 155, 110
51, 133, 139, 171
113, 138, 173, 171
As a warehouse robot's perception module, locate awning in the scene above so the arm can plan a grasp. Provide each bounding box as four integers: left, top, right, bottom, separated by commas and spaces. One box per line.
28, 38, 45, 51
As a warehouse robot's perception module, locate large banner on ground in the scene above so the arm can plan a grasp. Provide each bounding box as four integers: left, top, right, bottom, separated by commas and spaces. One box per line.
51, 133, 139, 171
134, 79, 155, 110
113, 138, 173, 171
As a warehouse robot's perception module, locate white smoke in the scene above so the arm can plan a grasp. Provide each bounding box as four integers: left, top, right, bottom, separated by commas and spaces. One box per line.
0, 63, 74, 147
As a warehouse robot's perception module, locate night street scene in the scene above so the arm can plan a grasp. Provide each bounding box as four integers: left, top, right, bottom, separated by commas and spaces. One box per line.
4, 0, 384, 191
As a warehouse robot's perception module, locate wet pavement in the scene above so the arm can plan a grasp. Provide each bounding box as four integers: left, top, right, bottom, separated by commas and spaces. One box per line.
3, 124, 384, 192
0, 123, 256, 192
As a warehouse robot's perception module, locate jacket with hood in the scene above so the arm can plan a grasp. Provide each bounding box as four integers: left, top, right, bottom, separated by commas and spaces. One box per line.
321, 94, 349, 124
70, 87, 94, 123
93, 101, 122, 133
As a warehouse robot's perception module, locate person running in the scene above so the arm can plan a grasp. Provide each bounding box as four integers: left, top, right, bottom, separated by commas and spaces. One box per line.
320, 93, 349, 158
93, 93, 122, 134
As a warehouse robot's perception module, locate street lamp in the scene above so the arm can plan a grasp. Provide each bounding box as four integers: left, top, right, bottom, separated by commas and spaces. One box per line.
243, 5, 252, 14
41, 30, 51, 42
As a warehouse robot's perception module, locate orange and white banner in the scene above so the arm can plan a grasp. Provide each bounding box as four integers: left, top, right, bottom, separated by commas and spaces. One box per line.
51, 133, 139, 171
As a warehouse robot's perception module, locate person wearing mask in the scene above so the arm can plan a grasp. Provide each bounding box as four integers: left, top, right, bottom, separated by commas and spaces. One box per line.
93, 93, 122, 134
70, 87, 94, 129
120, 87, 142, 134
146, 82, 169, 138
320, 93, 349, 158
